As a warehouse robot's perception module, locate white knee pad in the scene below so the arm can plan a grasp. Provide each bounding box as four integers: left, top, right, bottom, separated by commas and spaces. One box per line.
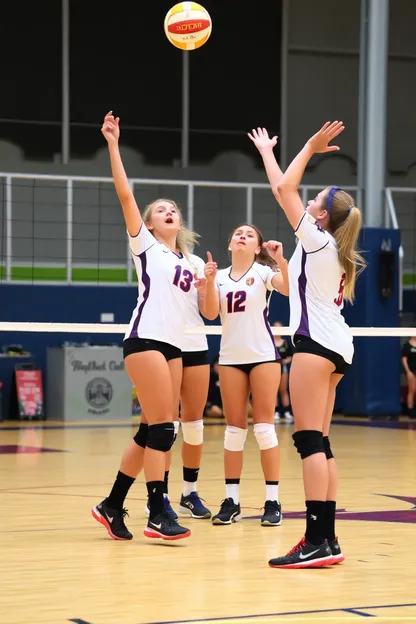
224, 426, 248, 452
253, 423, 278, 450
182, 419, 204, 445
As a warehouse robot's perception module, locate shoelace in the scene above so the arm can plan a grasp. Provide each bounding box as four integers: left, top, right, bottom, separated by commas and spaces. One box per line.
219, 498, 234, 511
188, 493, 208, 504
263, 501, 279, 513
287, 536, 306, 556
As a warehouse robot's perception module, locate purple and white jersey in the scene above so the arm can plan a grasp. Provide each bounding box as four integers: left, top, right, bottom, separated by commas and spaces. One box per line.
288, 212, 354, 364
182, 253, 208, 353
125, 225, 202, 350
215, 262, 280, 365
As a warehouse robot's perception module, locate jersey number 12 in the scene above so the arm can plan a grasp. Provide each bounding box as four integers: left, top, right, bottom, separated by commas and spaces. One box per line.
226, 290, 247, 313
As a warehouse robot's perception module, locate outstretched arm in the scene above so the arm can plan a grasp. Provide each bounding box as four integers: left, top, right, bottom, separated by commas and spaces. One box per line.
248, 127, 284, 193
275, 121, 345, 229
102, 112, 142, 237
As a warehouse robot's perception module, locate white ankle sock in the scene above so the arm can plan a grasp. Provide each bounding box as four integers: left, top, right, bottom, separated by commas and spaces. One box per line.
266, 483, 279, 502
183, 481, 197, 496
226, 483, 240, 504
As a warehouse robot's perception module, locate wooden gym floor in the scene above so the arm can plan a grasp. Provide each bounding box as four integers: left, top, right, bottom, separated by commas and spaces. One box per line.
1, 417, 416, 624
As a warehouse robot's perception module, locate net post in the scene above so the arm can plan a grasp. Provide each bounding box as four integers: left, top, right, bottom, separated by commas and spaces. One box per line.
246, 186, 253, 224
187, 183, 194, 232
6, 176, 12, 283
301, 186, 308, 208
66, 179, 73, 284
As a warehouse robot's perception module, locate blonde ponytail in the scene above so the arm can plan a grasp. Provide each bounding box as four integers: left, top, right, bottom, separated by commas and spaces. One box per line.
324, 188, 366, 303
333, 206, 365, 302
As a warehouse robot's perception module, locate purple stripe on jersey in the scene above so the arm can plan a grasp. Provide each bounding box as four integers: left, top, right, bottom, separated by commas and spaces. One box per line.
129, 251, 150, 339
296, 248, 310, 337
263, 292, 280, 360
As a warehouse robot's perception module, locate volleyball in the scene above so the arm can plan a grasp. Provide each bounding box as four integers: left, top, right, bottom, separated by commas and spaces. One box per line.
164, 2, 212, 51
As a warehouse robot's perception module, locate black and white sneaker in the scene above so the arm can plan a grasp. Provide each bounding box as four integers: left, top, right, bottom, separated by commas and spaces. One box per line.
328, 537, 344, 564
212, 498, 242, 525
91, 499, 133, 540
261, 500, 282, 526
144, 512, 191, 541
178, 492, 212, 519
269, 536, 333, 568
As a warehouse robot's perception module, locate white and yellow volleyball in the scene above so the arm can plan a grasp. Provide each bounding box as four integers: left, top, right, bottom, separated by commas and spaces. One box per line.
164, 2, 212, 51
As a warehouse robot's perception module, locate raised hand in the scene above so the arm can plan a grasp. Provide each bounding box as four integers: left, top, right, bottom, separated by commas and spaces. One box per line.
204, 251, 218, 283
248, 127, 278, 153
101, 111, 120, 145
307, 121, 344, 154
263, 240, 284, 261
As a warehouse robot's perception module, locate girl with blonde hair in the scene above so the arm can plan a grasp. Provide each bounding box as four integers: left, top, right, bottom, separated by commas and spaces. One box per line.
92, 112, 209, 541
250, 123, 365, 567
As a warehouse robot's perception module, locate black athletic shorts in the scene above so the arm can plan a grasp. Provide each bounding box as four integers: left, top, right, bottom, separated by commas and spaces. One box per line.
123, 337, 181, 362
293, 334, 350, 375
182, 350, 209, 368
221, 360, 281, 375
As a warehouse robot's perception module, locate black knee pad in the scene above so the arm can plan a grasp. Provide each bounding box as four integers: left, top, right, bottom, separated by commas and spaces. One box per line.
133, 423, 148, 448
147, 422, 175, 452
323, 436, 334, 460
292, 430, 325, 460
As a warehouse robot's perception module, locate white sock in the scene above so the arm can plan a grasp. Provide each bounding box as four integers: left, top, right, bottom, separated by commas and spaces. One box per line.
183, 481, 197, 496
226, 483, 240, 504
266, 483, 279, 502
163, 493, 169, 499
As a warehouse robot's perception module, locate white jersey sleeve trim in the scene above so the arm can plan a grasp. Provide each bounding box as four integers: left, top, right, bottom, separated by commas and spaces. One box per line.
256, 264, 277, 291
128, 223, 157, 256
306, 241, 330, 255
294, 212, 330, 253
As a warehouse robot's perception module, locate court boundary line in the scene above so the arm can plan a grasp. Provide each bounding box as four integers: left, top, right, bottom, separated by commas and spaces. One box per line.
139, 602, 416, 623
344, 608, 375, 617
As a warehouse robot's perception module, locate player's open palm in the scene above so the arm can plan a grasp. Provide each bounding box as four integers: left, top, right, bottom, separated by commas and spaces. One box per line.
248, 127, 278, 153
307, 121, 344, 154
101, 111, 120, 145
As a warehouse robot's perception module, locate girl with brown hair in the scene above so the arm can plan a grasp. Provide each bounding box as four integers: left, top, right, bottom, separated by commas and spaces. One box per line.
203, 222, 289, 526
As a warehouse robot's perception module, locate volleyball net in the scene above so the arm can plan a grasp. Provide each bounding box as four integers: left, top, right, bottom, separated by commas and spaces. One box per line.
0, 322, 414, 421
0, 322, 415, 336
1, 172, 415, 419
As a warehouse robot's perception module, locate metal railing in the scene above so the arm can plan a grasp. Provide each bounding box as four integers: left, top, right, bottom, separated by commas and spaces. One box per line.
0, 171, 364, 285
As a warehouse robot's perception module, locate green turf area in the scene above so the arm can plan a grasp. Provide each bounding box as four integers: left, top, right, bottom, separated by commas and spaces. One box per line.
0, 266, 138, 283
403, 273, 416, 287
